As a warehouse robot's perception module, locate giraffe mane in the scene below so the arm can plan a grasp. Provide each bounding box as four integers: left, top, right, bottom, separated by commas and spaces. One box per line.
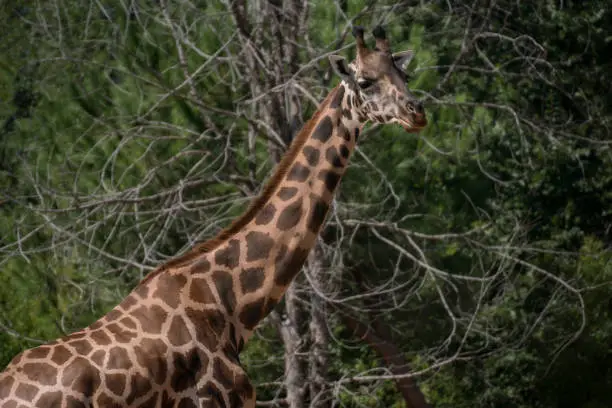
140, 85, 341, 282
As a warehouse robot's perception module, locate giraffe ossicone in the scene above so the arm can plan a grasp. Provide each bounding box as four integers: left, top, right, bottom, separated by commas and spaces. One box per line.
0, 26, 426, 408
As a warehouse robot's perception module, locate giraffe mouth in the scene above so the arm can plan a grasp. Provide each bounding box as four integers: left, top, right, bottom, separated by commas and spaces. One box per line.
399, 116, 427, 133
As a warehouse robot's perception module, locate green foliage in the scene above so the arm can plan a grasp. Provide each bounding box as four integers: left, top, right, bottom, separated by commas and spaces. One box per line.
1, 1, 611, 407
427, 238, 612, 408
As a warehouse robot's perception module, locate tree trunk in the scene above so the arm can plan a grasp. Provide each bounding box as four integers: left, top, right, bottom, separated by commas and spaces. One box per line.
307, 246, 331, 408
342, 314, 432, 408
271, 283, 309, 408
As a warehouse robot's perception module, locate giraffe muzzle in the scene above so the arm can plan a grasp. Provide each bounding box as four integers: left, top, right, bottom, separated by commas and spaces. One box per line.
403, 102, 427, 132
398, 109, 427, 133
412, 112, 428, 128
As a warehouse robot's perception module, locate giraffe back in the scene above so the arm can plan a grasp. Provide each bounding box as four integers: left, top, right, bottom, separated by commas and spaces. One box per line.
0, 254, 255, 408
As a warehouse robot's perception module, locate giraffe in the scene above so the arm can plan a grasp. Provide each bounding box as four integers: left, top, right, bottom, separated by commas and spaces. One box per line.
0, 26, 427, 408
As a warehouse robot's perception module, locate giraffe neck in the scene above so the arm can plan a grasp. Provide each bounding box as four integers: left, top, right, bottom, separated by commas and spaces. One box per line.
212, 83, 362, 343
129, 83, 363, 353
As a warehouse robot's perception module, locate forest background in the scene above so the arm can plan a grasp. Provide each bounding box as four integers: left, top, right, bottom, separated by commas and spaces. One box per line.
1, 1, 611, 407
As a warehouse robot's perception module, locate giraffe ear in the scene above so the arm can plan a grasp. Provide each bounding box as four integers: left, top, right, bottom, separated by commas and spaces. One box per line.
329, 55, 355, 81
392, 50, 414, 71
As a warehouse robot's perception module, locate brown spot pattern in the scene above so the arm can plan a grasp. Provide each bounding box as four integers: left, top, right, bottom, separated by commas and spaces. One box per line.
134, 282, 149, 298
9, 352, 23, 366
27, 347, 50, 360
61, 357, 100, 396
0, 375, 15, 399
170, 349, 202, 392
162, 390, 174, 408
185, 308, 225, 349
106, 373, 126, 396
274, 247, 310, 286
235, 372, 255, 399
69, 340, 93, 356
245, 231, 274, 262
319, 170, 341, 192
126, 373, 152, 405
213, 358, 234, 389
119, 316, 138, 330
342, 125, 352, 140
130, 305, 167, 334
189, 277, 216, 304
190, 258, 211, 274
50, 345, 71, 366
228, 324, 245, 353
347, 107, 356, 120
168, 315, 191, 346
91, 350, 105, 366
276, 198, 303, 231
22, 363, 57, 386
105, 309, 122, 321
134, 339, 168, 385
107, 347, 132, 370
212, 270, 236, 314
214, 239, 240, 269
88, 320, 104, 331
325, 146, 343, 168
90, 330, 112, 346
308, 198, 330, 234
121, 294, 138, 310
302, 146, 320, 167
106, 322, 138, 344
66, 396, 86, 408
239, 298, 265, 331
154, 273, 187, 308
96, 393, 117, 407
70, 332, 87, 340
239, 267, 265, 294
287, 163, 310, 182
255, 203, 276, 225
15, 383, 38, 401
274, 244, 288, 269
200, 382, 225, 407
340, 144, 350, 158
312, 116, 333, 143
277, 186, 298, 201
35, 391, 62, 407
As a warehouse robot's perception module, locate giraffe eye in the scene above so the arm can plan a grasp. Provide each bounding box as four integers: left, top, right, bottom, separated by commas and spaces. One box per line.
357, 78, 374, 89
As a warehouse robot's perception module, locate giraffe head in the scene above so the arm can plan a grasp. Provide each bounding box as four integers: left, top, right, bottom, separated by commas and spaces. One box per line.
329, 26, 427, 133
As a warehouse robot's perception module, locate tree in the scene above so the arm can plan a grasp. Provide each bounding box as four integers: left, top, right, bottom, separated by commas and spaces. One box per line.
1, 1, 610, 407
